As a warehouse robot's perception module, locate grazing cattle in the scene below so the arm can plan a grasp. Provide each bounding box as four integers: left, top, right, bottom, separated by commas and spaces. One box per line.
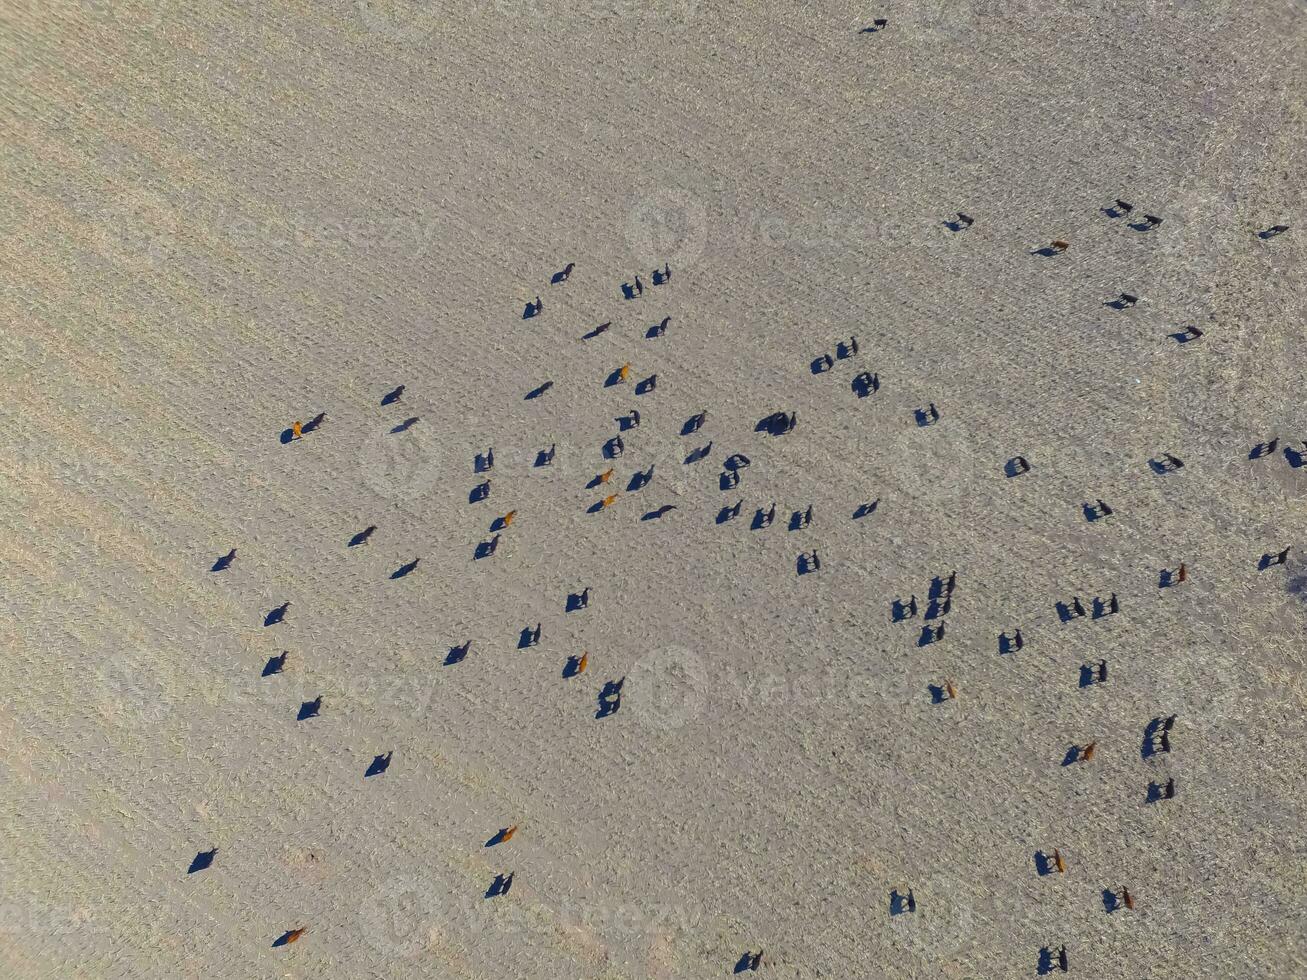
724, 453, 751, 471
852, 372, 880, 397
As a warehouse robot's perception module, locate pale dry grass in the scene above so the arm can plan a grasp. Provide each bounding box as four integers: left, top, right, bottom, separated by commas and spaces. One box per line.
1, 1, 1304, 978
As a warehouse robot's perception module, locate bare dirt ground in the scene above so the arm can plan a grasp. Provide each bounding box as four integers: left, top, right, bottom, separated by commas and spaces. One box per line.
2, 1, 1306, 977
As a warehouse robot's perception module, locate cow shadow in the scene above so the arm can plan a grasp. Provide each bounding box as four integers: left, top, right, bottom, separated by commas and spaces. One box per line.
391, 559, 420, 579
684, 443, 712, 464
595, 678, 623, 719
889, 889, 915, 915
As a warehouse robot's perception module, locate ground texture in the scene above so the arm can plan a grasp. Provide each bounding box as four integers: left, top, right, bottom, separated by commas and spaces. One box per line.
2, 1, 1306, 977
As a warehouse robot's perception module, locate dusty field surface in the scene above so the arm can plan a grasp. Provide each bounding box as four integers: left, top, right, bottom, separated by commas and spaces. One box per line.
2, 1, 1306, 977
